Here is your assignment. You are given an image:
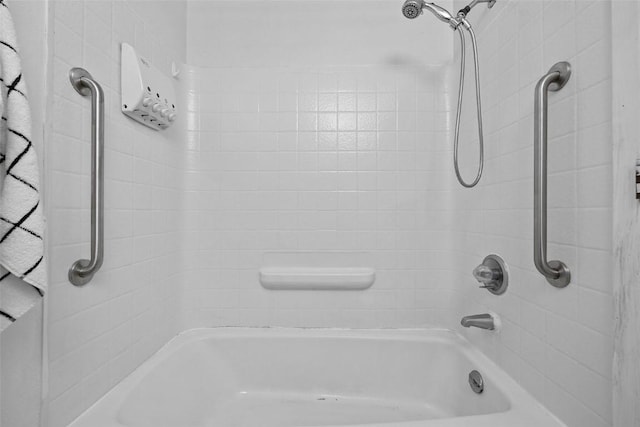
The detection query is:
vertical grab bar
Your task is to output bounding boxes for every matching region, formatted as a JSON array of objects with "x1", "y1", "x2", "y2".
[
  {"x1": 68, "y1": 68, "x2": 105, "y2": 286},
  {"x1": 533, "y1": 61, "x2": 571, "y2": 288}
]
